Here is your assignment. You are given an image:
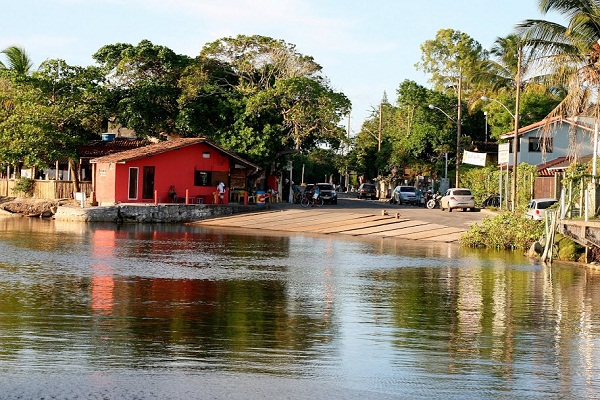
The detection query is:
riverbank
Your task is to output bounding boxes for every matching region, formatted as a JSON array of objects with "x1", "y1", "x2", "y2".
[{"x1": 0, "y1": 197, "x2": 74, "y2": 217}]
